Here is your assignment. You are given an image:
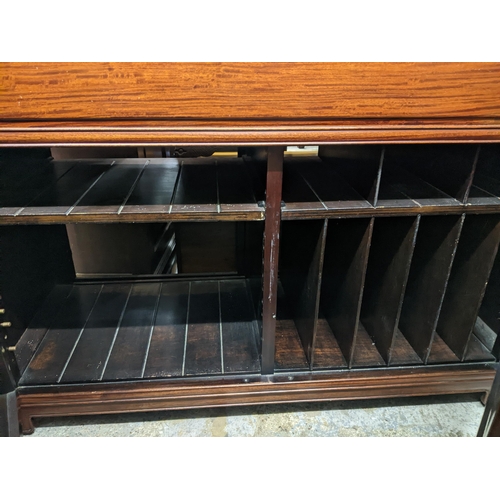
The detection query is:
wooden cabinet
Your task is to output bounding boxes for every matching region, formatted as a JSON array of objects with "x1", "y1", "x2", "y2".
[{"x1": 1, "y1": 63, "x2": 500, "y2": 436}]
